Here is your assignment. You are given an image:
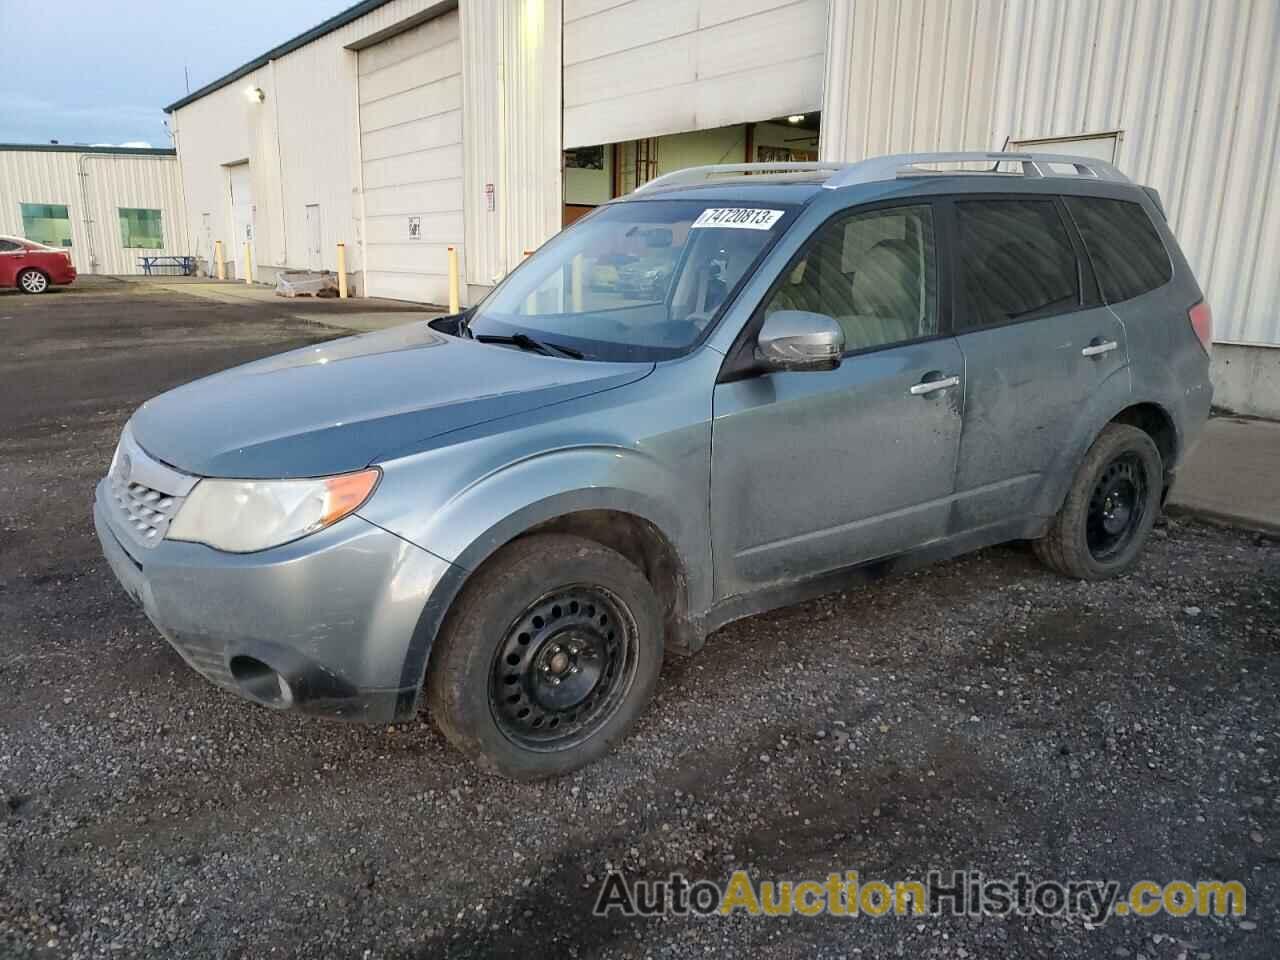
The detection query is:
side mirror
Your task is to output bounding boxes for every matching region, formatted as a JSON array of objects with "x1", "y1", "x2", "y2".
[{"x1": 755, "y1": 310, "x2": 845, "y2": 372}]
